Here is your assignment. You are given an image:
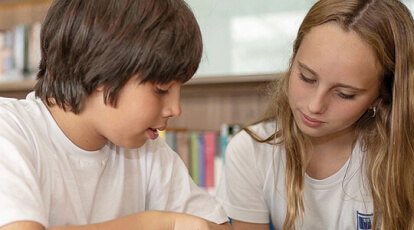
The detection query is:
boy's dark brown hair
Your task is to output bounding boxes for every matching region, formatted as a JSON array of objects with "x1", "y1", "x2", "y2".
[{"x1": 35, "y1": 0, "x2": 202, "y2": 113}]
